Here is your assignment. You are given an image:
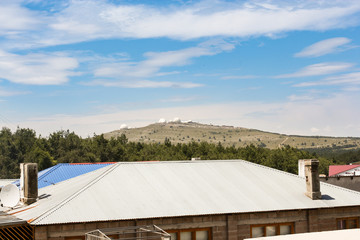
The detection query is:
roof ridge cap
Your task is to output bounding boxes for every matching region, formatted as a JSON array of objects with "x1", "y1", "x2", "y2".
[{"x1": 31, "y1": 163, "x2": 121, "y2": 224}]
